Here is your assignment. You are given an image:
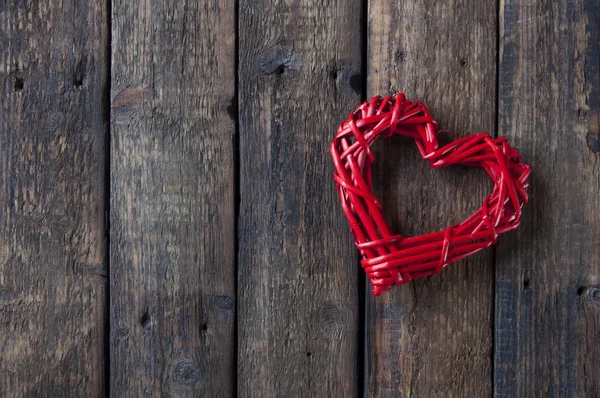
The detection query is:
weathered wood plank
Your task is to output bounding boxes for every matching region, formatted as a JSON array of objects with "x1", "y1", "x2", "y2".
[
  {"x1": 0, "y1": 1, "x2": 108, "y2": 396},
  {"x1": 366, "y1": 0, "x2": 498, "y2": 396},
  {"x1": 495, "y1": 0, "x2": 600, "y2": 395},
  {"x1": 110, "y1": 0, "x2": 236, "y2": 395},
  {"x1": 237, "y1": 1, "x2": 362, "y2": 396}
]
